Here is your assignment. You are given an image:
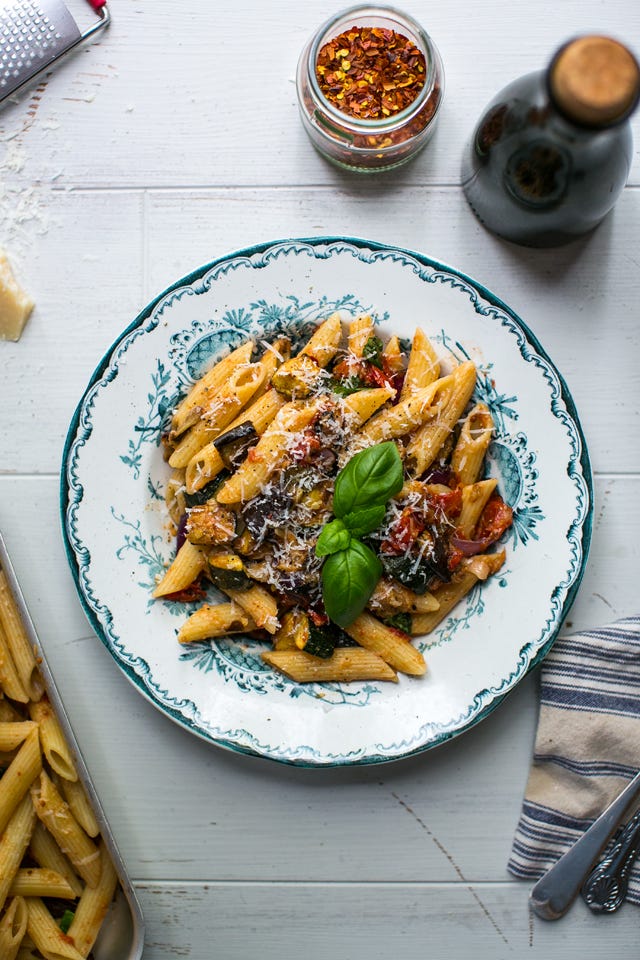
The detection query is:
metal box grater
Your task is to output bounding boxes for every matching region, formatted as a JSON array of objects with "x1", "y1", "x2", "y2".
[{"x1": 0, "y1": 0, "x2": 109, "y2": 105}]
